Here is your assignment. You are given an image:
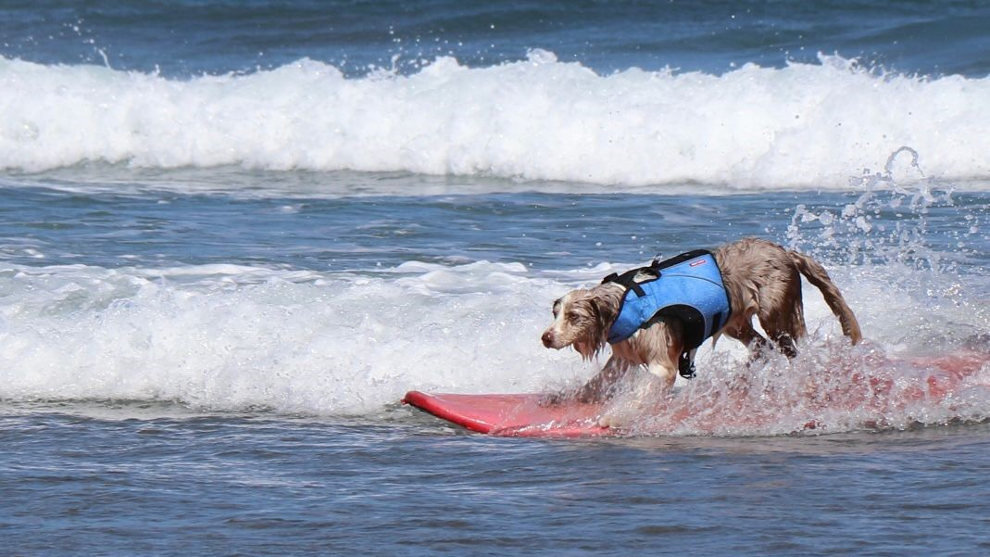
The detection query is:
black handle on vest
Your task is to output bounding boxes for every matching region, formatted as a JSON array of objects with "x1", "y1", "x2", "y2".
[
  {"x1": 601, "y1": 266, "x2": 660, "y2": 297},
  {"x1": 678, "y1": 351, "x2": 696, "y2": 379}
]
